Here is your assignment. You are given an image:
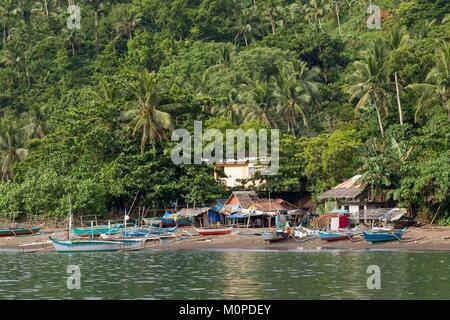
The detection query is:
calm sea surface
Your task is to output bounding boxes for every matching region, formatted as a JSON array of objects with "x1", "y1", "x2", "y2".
[{"x1": 0, "y1": 250, "x2": 449, "y2": 299}]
